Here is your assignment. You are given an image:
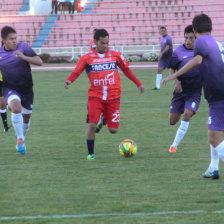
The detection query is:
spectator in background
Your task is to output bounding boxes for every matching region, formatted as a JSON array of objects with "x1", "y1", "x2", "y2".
[
  {"x1": 51, "y1": 0, "x2": 58, "y2": 14},
  {"x1": 58, "y1": 0, "x2": 67, "y2": 14},
  {"x1": 77, "y1": 0, "x2": 84, "y2": 12},
  {"x1": 68, "y1": 0, "x2": 76, "y2": 14}
]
